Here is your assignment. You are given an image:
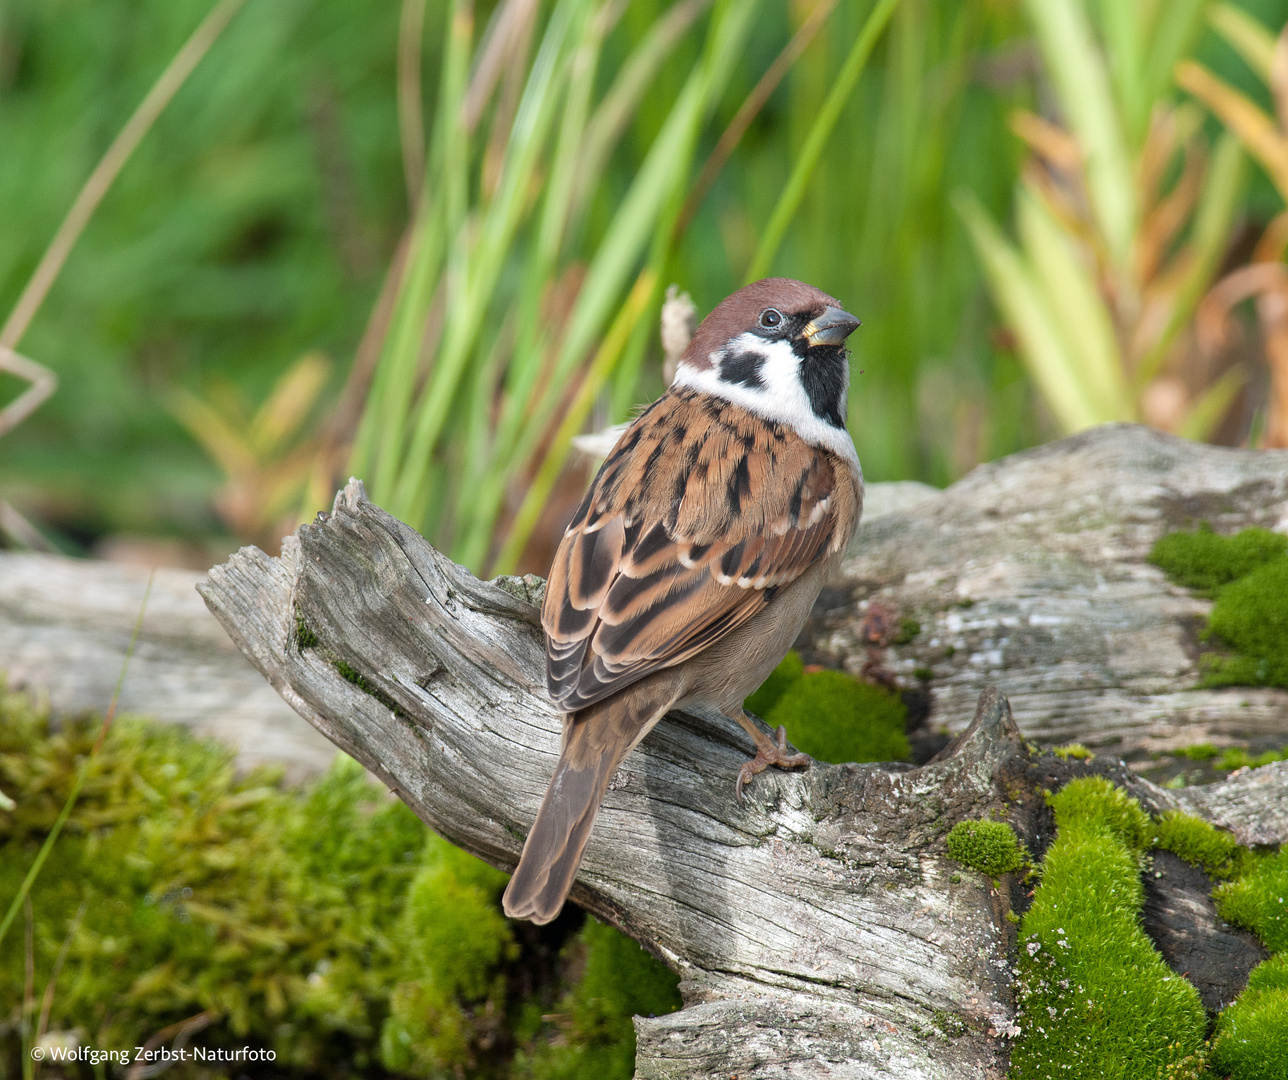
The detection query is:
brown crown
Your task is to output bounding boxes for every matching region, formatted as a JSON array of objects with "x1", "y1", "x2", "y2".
[{"x1": 679, "y1": 278, "x2": 843, "y2": 371}]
